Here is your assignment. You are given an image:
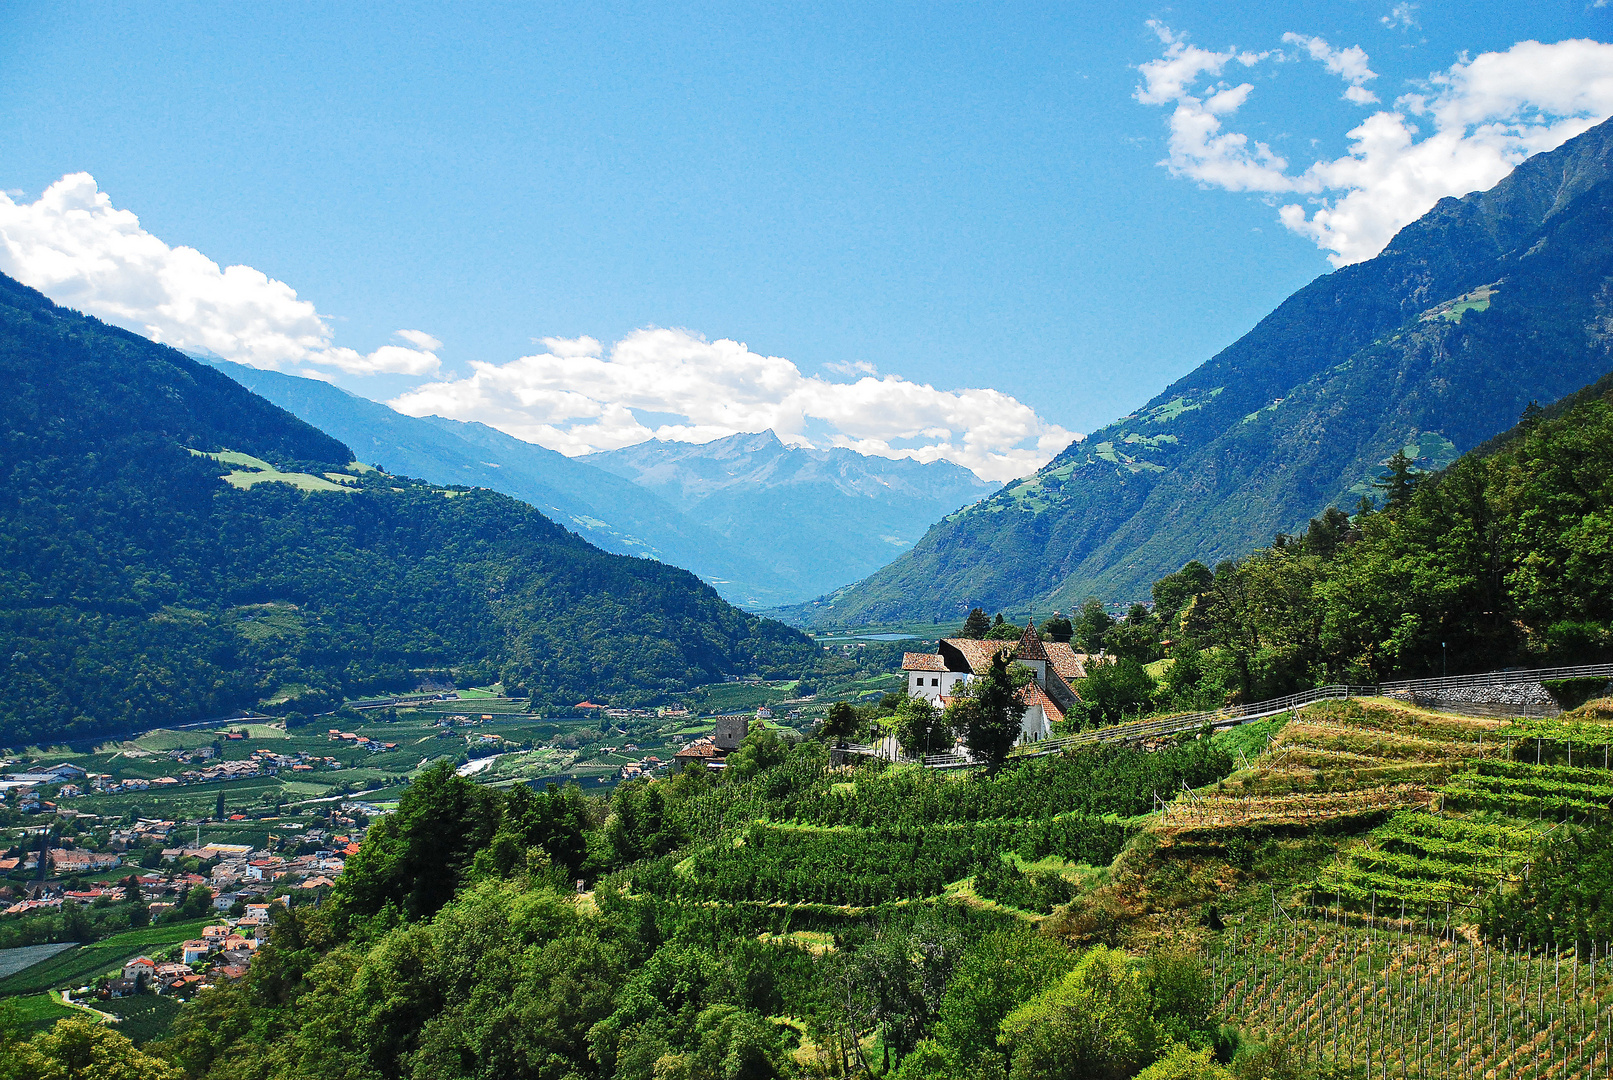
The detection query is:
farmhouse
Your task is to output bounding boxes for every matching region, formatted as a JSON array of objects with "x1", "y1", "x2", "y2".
[
  {"x1": 121, "y1": 957, "x2": 156, "y2": 982},
  {"x1": 672, "y1": 715, "x2": 750, "y2": 772},
  {"x1": 901, "y1": 621, "x2": 1089, "y2": 743}
]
